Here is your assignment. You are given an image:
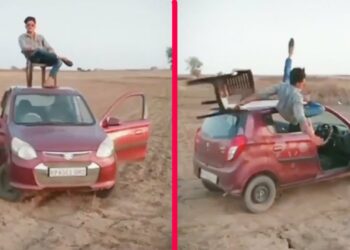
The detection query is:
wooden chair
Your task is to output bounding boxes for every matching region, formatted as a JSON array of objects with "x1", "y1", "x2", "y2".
[{"x1": 25, "y1": 60, "x2": 56, "y2": 87}]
